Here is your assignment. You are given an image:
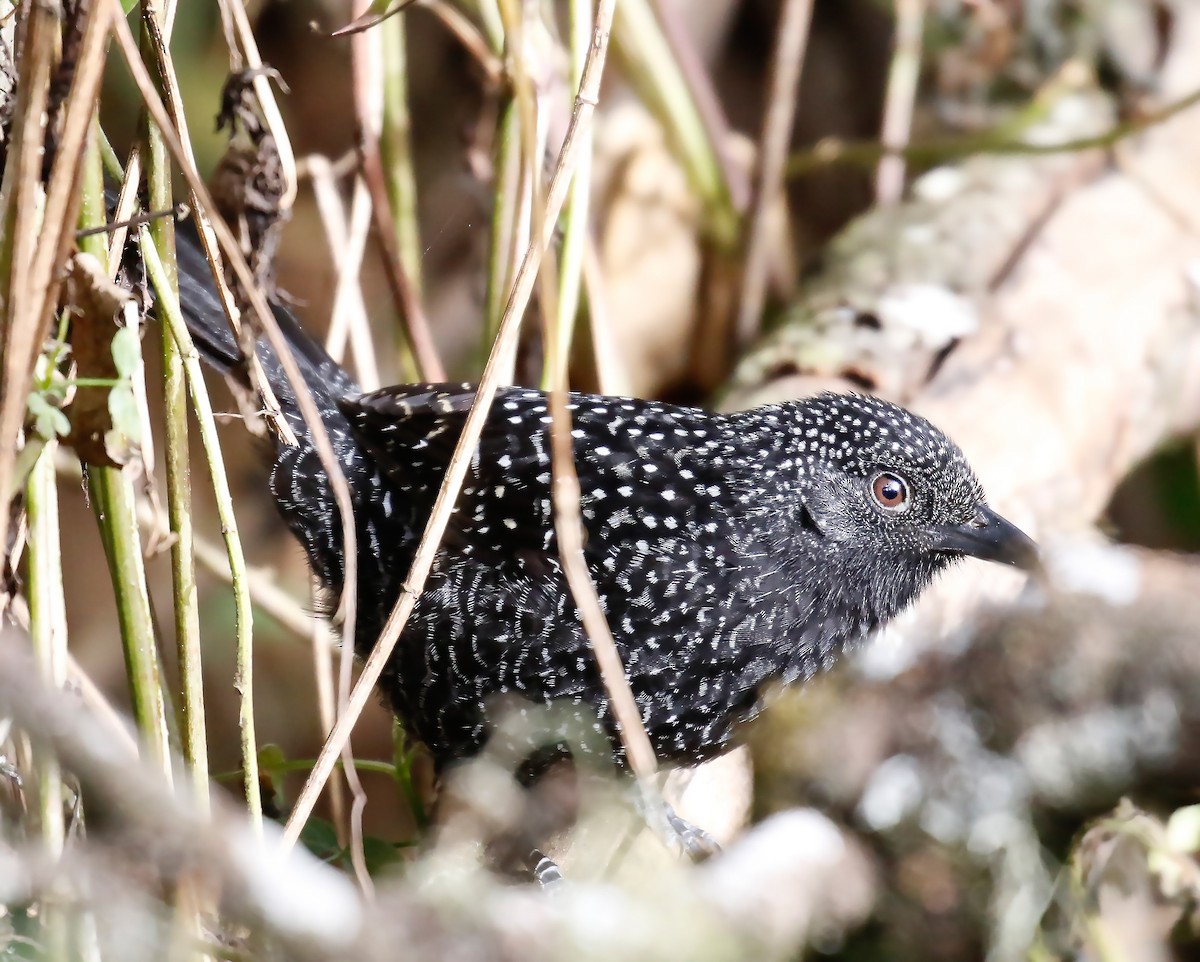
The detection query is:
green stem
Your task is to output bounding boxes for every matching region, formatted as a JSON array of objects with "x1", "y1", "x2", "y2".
[
  {"x1": 140, "y1": 229, "x2": 262, "y2": 836},
  {"x1": 214, "y1": 757, "x2": 400, "y2": 781},
  {"x1": 141, "y1": 3, "x2": 210, "y2": 814},
  {"x1": 464, "y1": 0, "x2": 505, "y2": 53},
  {"x1": 786, "y1": 84, "x2": 1200, "y2": 178},
  {"x1": 27, "y1": 440, "x2": 66, "y2": 843},
  {"x1": 89, "y1": 465, "x2": 172, "y2": 767},
  {"x1": 484, "y1": 99, "x2": 522, "y2": 353},
  {"x1": 79, "y1": 116, "x2": 173, "y2": 771},
  {"x1": 391, "y1": 720, "x2": 429, "y2": 832},
  {"x1": 379, "y1": 11, "x2": 423, "y2": 301},
  {"x1": 27, "y1": 441, "x2": 70, "y2": 959},
  {"x1": 611, "y1": 0, "x2": 739, "y2": 246}
]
